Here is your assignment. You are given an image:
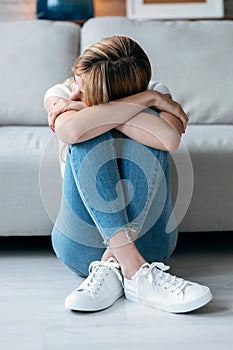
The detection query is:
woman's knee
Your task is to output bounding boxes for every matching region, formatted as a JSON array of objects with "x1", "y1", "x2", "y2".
[{"x1": 51, "y1": 228, "x2": 104, "y2": 277}]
